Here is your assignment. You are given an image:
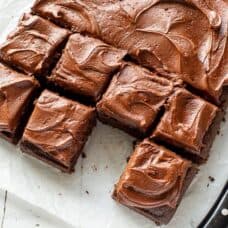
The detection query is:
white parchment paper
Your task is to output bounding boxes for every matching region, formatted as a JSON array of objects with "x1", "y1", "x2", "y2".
[{"x1": 0, "y1": 1, "x2": 227, "y2": 227}]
